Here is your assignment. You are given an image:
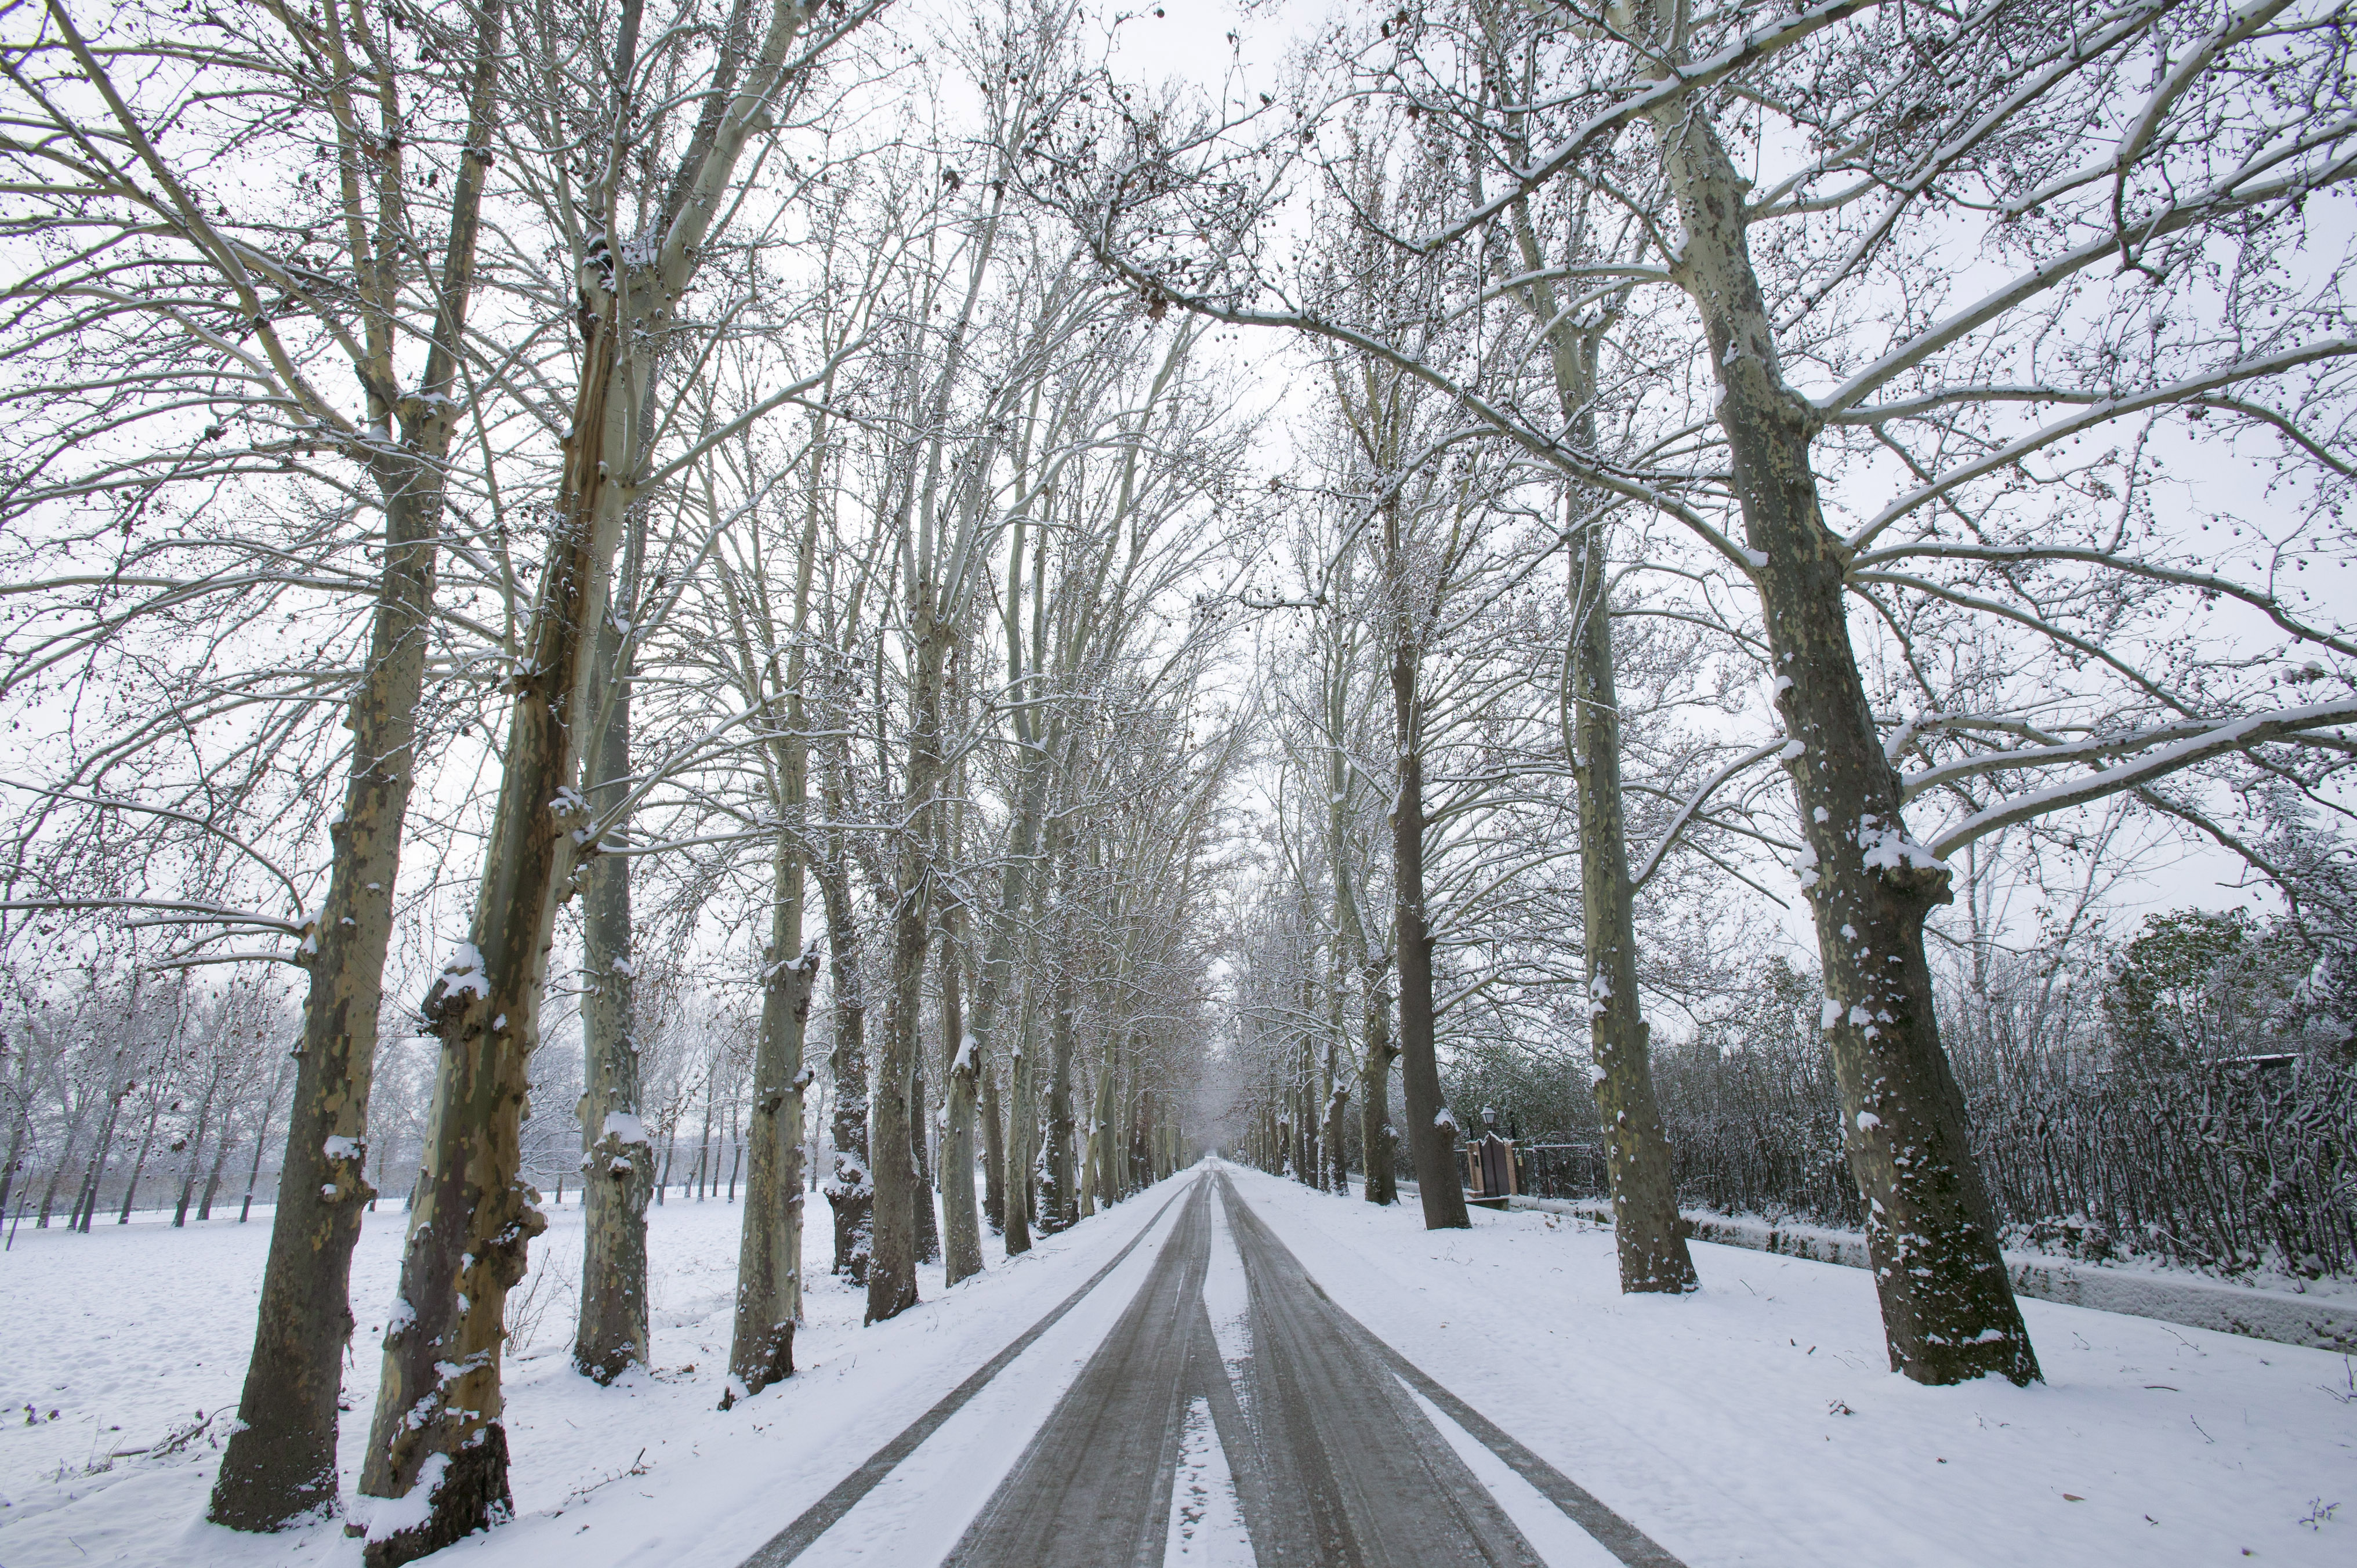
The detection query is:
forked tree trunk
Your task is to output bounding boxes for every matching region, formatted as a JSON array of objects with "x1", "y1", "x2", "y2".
[
  {"x1": 208, "y1": 4, "x2": 503, "y2": 1531},
  {"x1": 353, "y1": 132, "x2": 635, "y2": 1563},
  {"x1": 1641, "y1": 65, "x2": 2037, "y2": 1385},
  {"x1": 574, "y1": 609, "x2": 652, "y2": 1384}
]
